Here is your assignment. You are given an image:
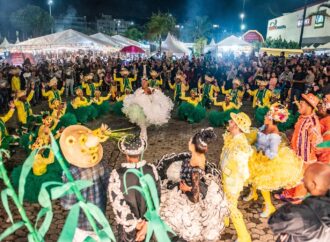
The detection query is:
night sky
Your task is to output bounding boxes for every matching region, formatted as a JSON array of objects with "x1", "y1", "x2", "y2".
[{"x1": 0, "y1": 0, "x2": 316, "y2": 39}]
